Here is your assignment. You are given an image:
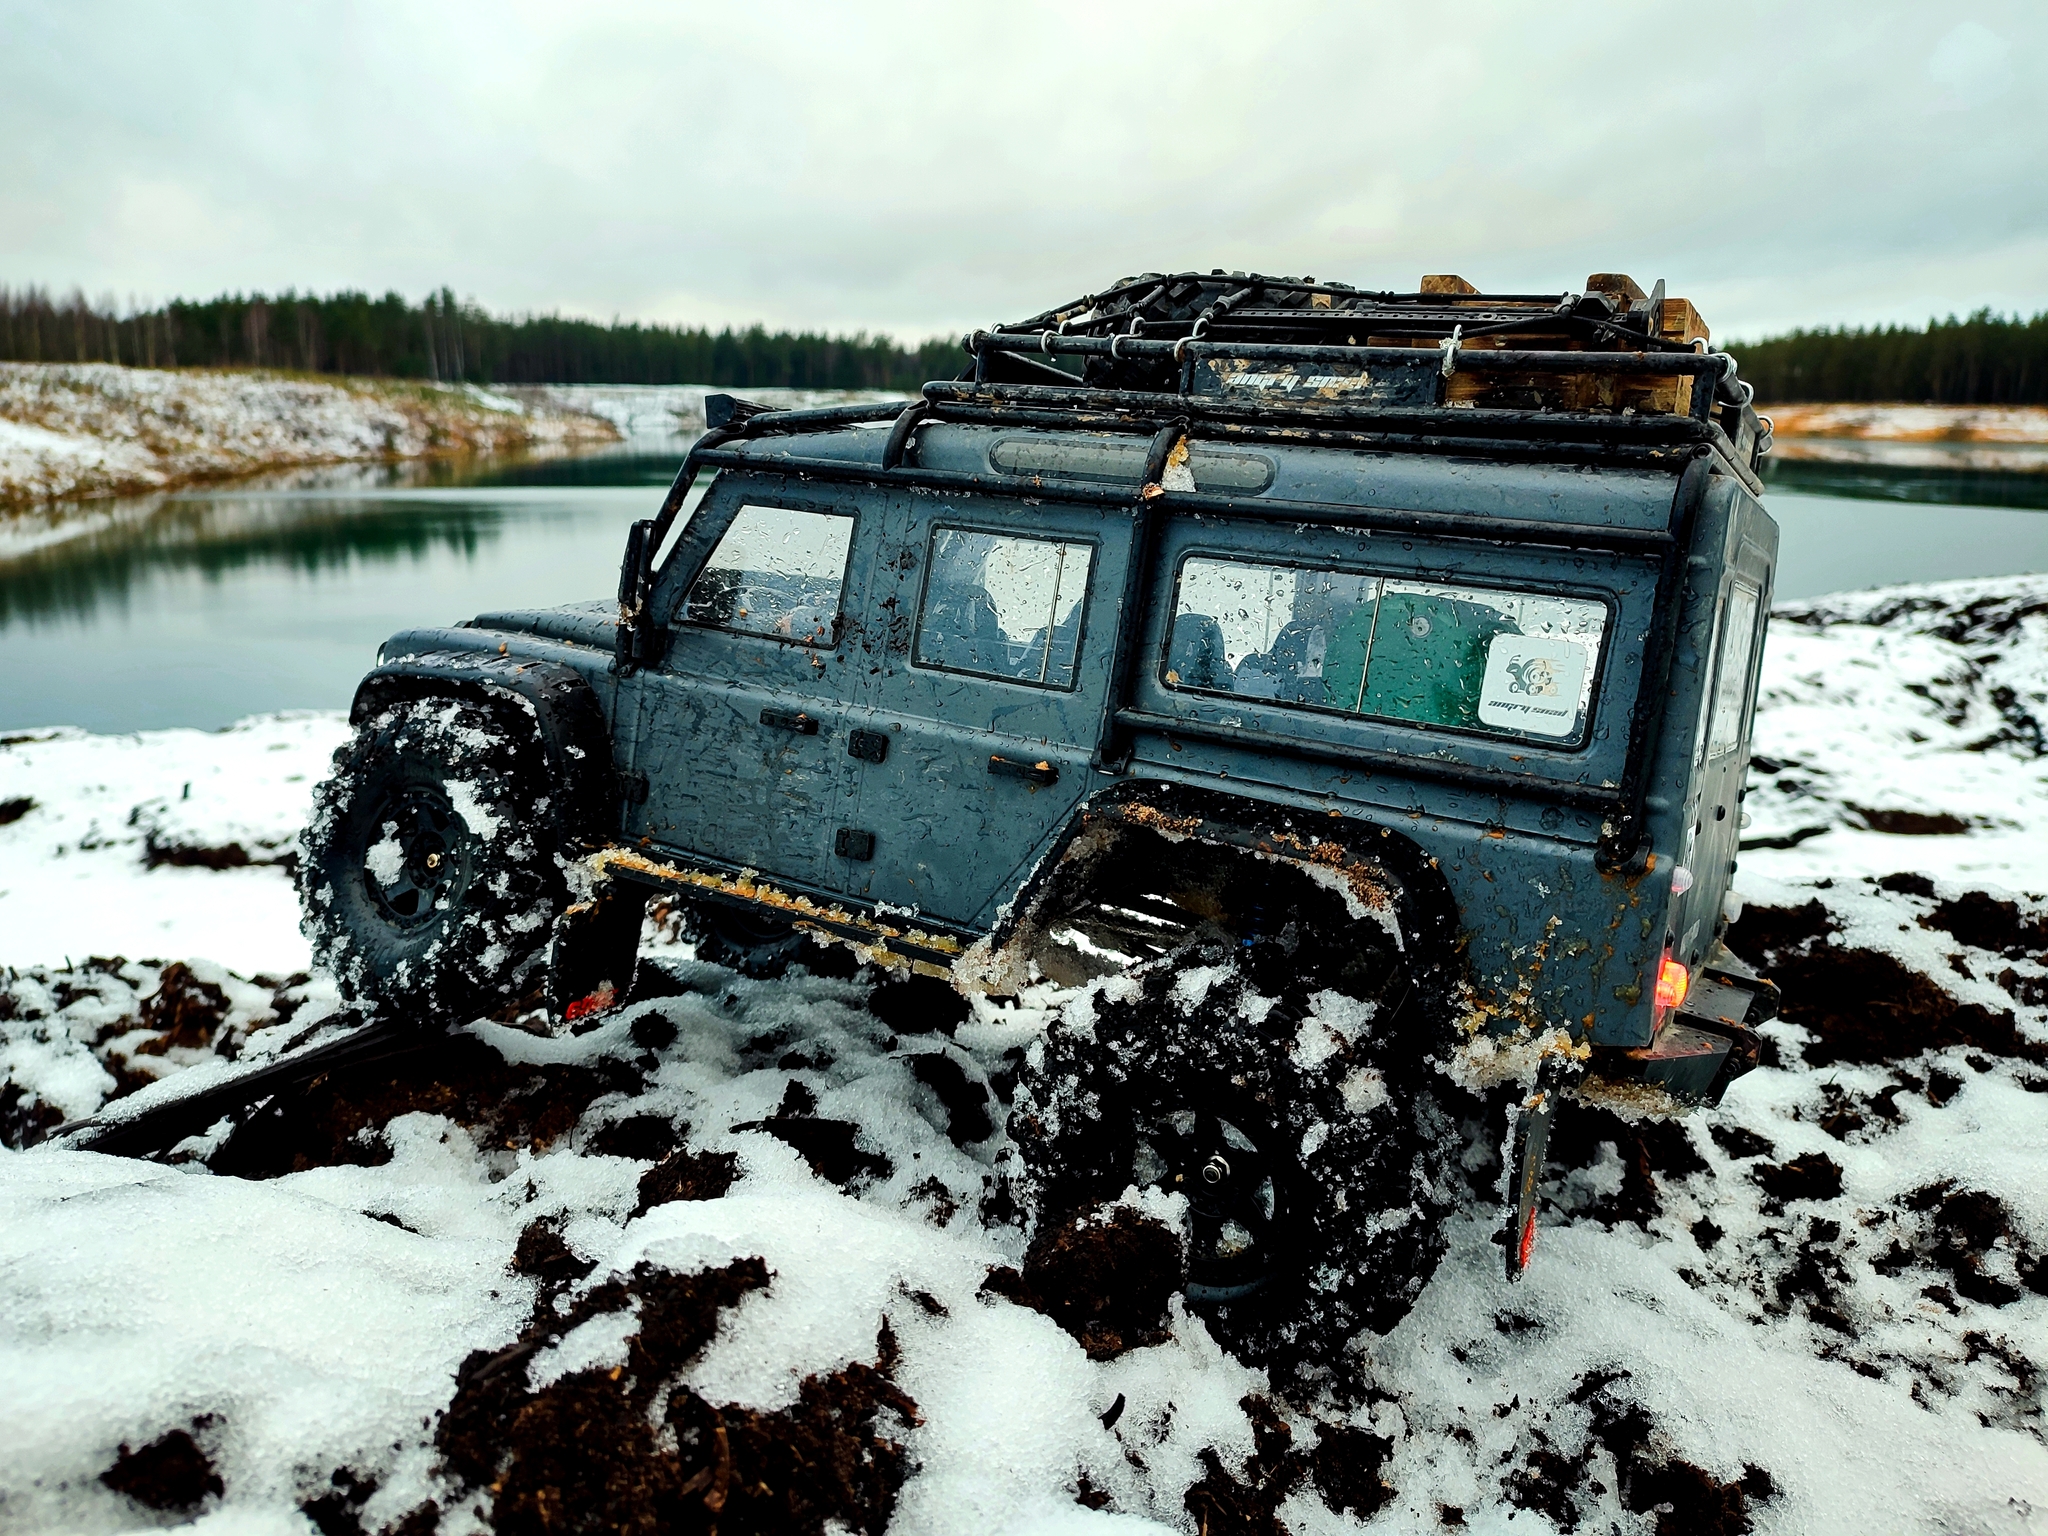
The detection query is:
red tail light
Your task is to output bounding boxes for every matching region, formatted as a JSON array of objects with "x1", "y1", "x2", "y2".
[{"x1": 1655, "y1": 954, "x2": 1690, "y2": 1015}]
